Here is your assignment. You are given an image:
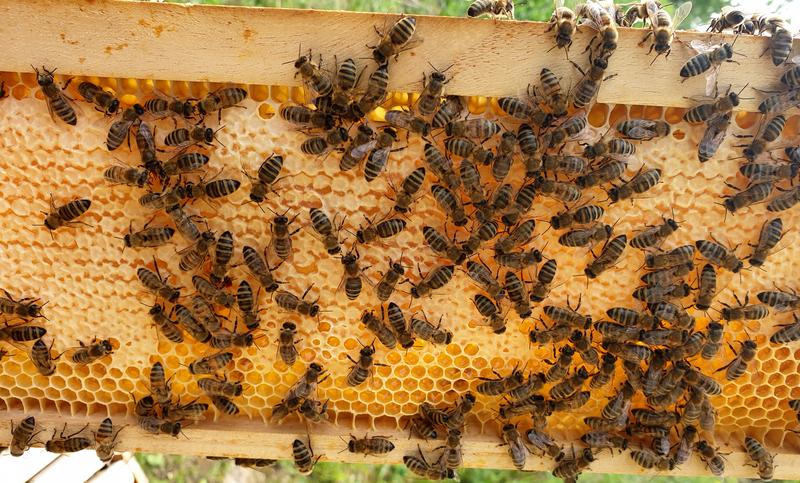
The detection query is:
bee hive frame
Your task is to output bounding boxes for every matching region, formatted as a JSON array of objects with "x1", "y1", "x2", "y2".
[{"x1": 0, "y1": 0, "x2": 799, "y2": 478}]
